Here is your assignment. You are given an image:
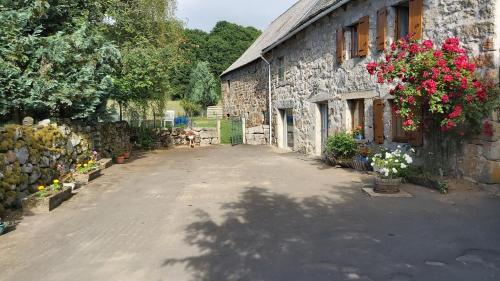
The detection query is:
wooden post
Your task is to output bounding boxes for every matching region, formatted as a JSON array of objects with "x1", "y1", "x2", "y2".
[
  {"x1": 241, "y1": 117, "x2": 246, "y2": 144},
  {"x1": 216, "y1": 118, "x2": 221, "y2": 144}
]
